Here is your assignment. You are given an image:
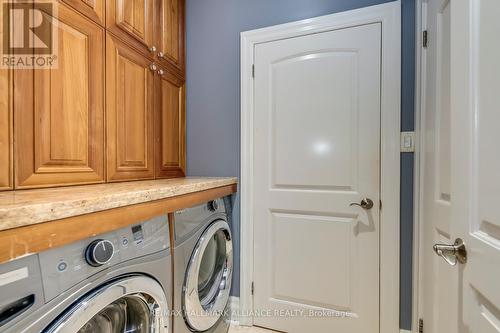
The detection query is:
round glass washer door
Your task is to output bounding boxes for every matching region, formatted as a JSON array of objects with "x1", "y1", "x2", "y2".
[
  {"x1": 184, "y1": 219, "x2": 233, "y2": 331},
  {"x1": 45, "y1": 276, "x2": 169, "y2": 333}
]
